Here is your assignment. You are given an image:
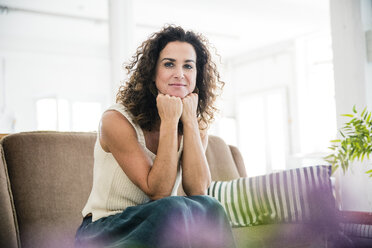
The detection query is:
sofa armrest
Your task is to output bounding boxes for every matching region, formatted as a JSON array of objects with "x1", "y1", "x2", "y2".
[
  {"x1": 229, "y1": 145, "x2": 247, "y2": 177},
  {"x1": 0, "y1": 142, "x2": 19, "y2": 248},
  {"x1": 206, "y1": 135, "x2": 241, "y2": 181}
]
